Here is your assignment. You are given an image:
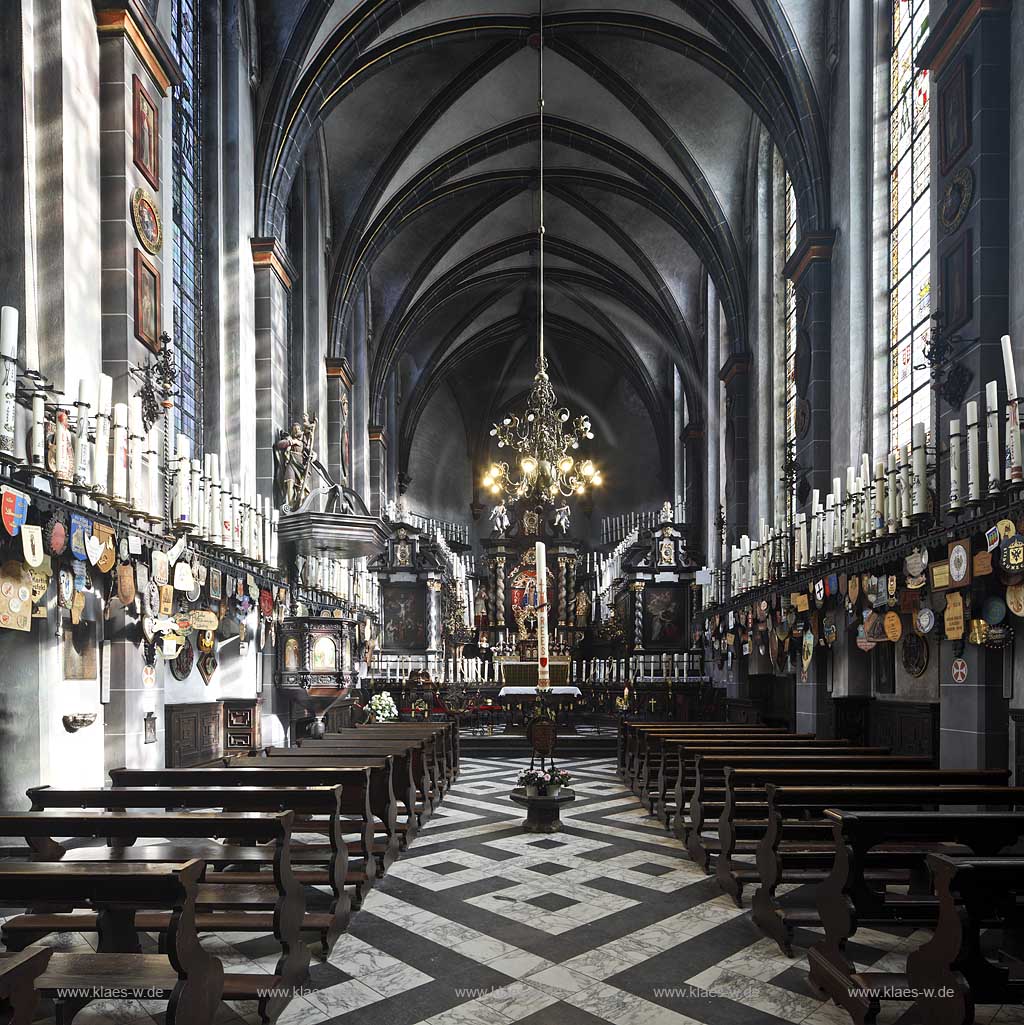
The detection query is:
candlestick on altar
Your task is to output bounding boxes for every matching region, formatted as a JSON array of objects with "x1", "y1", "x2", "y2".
[
  {"x1": 966, "y1": 401, "x2": 981, "y2": 502},
  {"x1": 1002, "y1": 335, "x2": 1022, "y2": 484},
  {"x1": 985, "y1": 381, "x2": 1001, "y2": 496},
  {"x1": 0, "y1": 307, "x2": 19, "y2": 463}
]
